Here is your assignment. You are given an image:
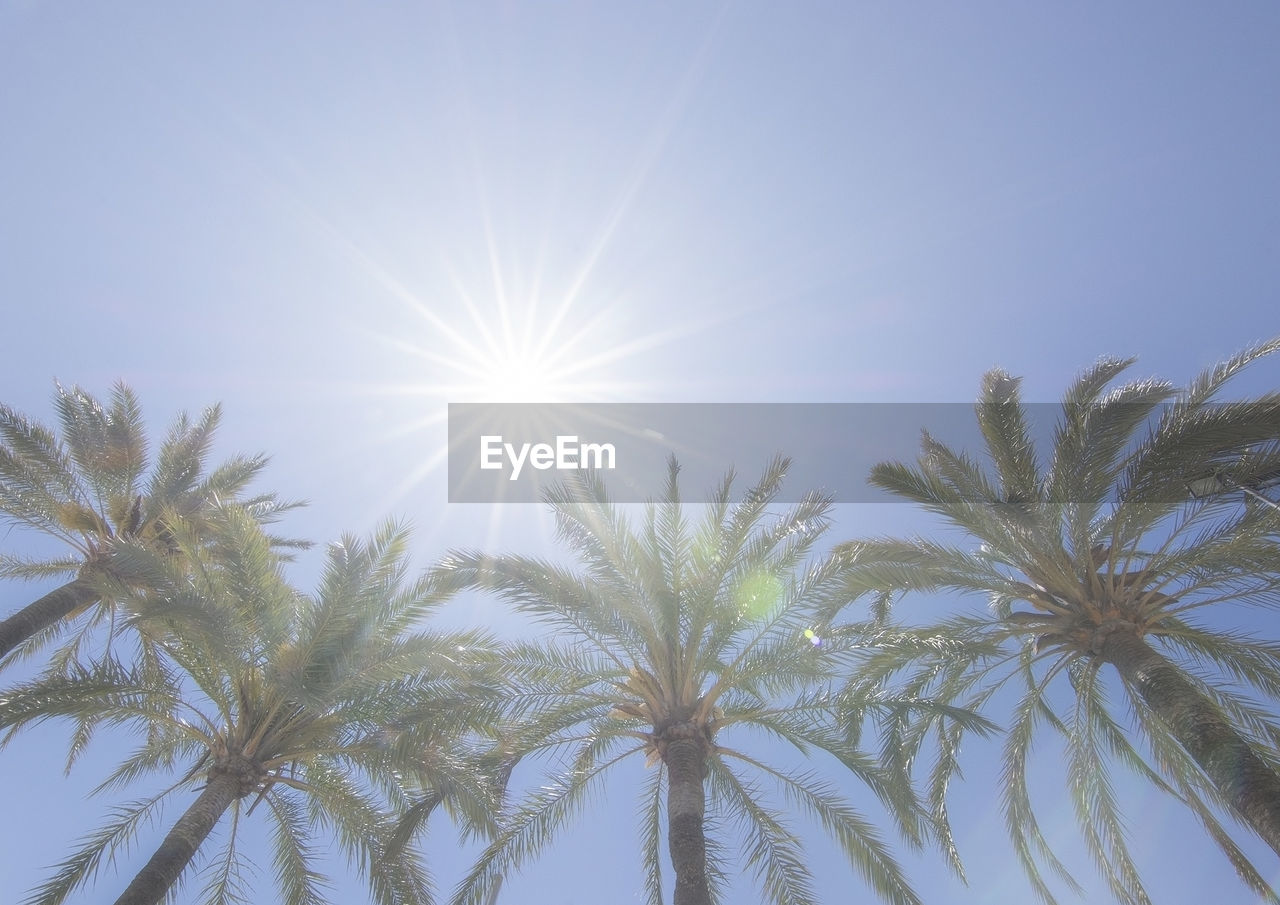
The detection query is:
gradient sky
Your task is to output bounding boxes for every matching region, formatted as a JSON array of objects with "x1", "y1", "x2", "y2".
[{"x1": 2, "y1": 2, "x2": 1280, "y2": 903}]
